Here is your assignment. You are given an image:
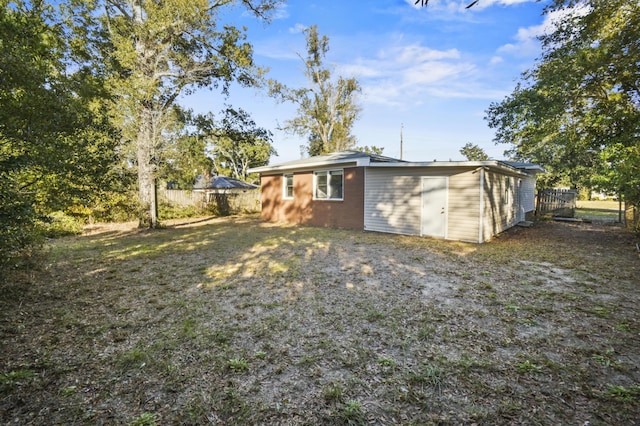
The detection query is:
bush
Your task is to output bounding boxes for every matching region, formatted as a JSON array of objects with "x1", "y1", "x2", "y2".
[
  {"x1": 158, "y1": 201, "x2": 208, "y2": 220},
  {"x1": 38, "y1": 211, "x2": 84, "y2": 238},
  {"x1": 89, "y1": 192, "x2": 140, "y2": 223}
]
